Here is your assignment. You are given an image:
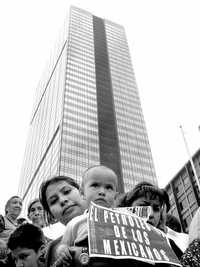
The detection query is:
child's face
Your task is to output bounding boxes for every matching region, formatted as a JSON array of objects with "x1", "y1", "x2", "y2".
[
  {"x1": 12, "y1": 247, "x2": 39, "y2": 267},
  {"x1": 131, "y1": 195, "x2": 162, "y2": 228},
  {"x1": 83, "y1": 167, "x2": 117, "y2": 208}
]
